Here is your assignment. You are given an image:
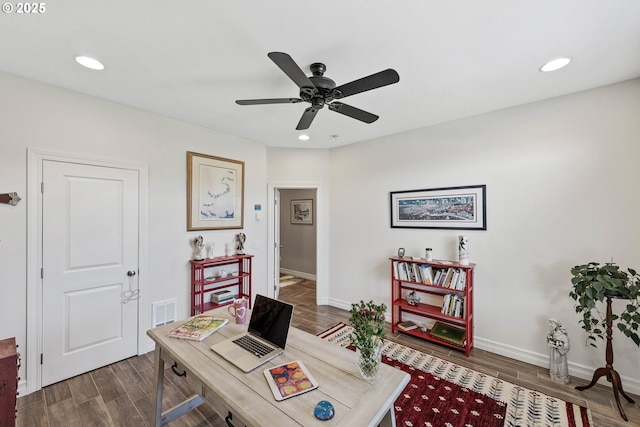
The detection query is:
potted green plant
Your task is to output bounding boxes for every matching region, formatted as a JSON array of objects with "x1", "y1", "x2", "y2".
[
  {"x1": 349, "y1": 300, "x2": 387, "y2": 380},
  {"x1": 569, "y1": 262, "x2": 640, "y2": 347}
]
